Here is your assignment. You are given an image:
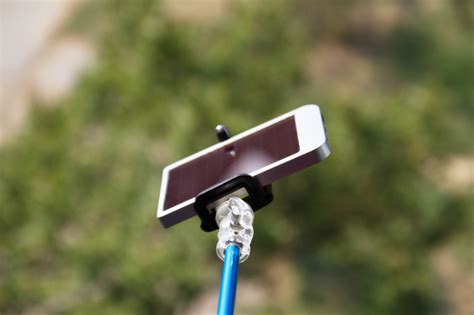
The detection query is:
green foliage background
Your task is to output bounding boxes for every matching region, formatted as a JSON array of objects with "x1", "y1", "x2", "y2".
[{"x1": 1, "y1": 0, "x2": 472, "y2": 314}]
